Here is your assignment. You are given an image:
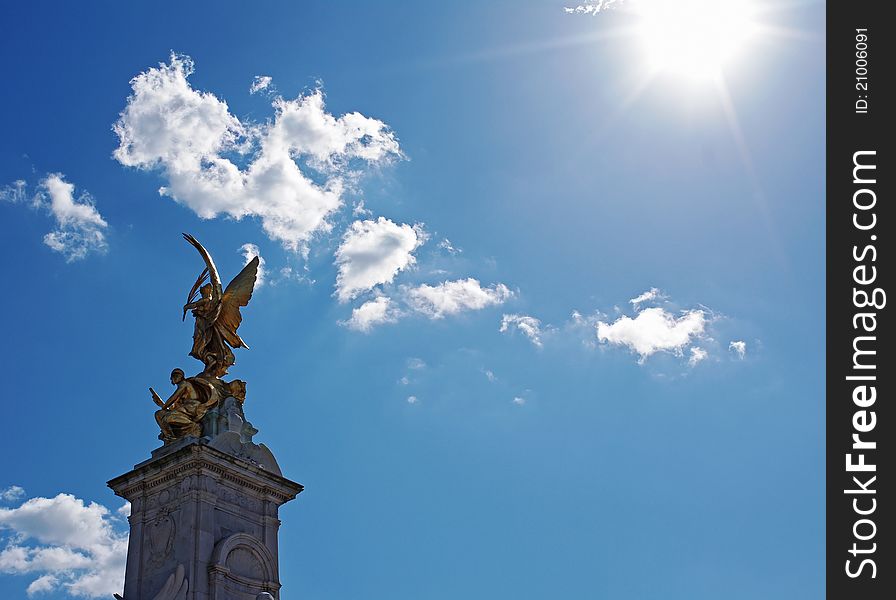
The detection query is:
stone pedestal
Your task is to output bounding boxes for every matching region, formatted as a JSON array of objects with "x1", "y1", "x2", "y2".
[{"x1": 108, "y1": 439, "x2": 302, "y2": 600}]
